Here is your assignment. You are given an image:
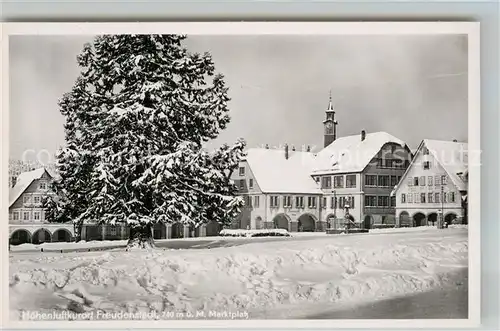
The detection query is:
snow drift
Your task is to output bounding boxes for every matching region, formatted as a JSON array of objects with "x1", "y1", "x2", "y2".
[{"x1": 9, "y1": 228, "x2": 468, "y2": 320}]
